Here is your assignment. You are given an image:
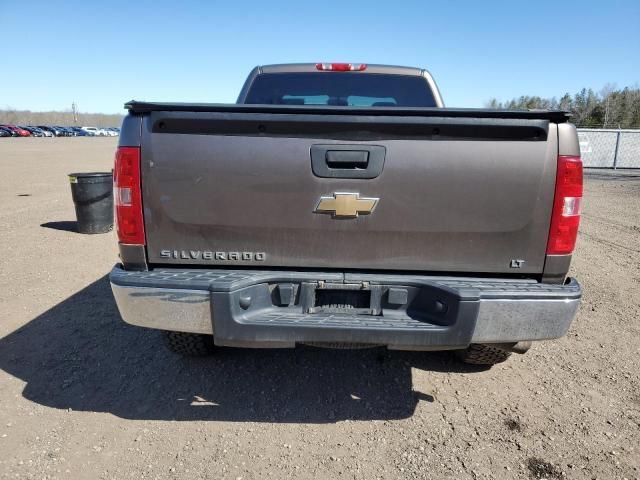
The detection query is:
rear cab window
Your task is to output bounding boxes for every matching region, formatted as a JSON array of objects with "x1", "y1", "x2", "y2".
[{"x1": 244, "y1": 73, "x2": 437, "y2": 107}]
